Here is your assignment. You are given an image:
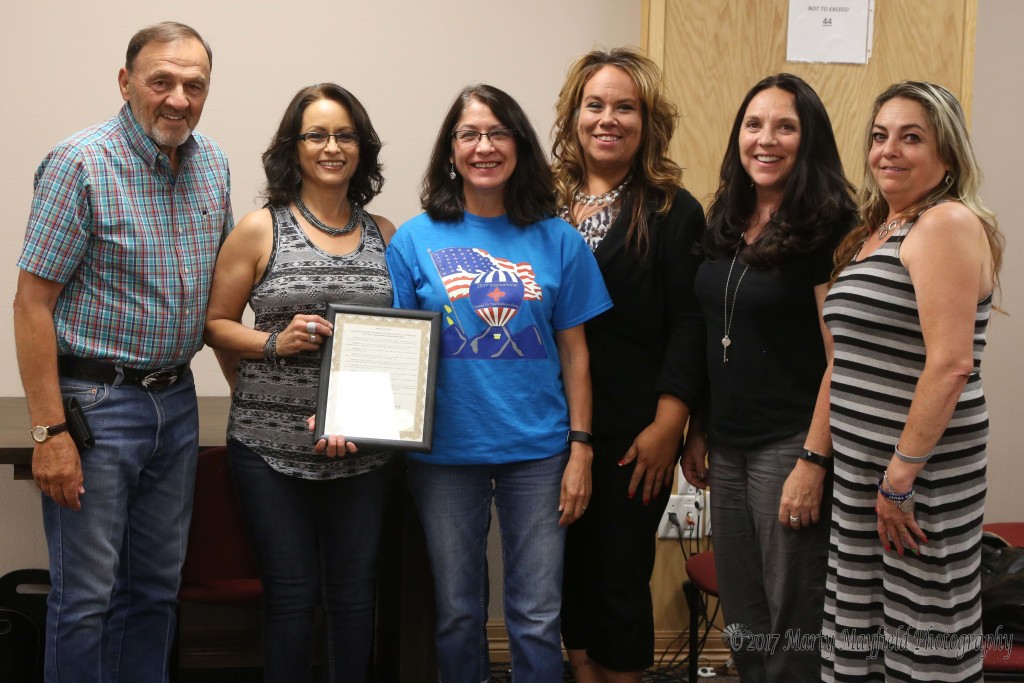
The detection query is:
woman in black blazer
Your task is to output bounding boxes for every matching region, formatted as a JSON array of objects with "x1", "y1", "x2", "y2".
[{"x1": 552, "y1": 47, "x2": 706, "y2": 682}]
